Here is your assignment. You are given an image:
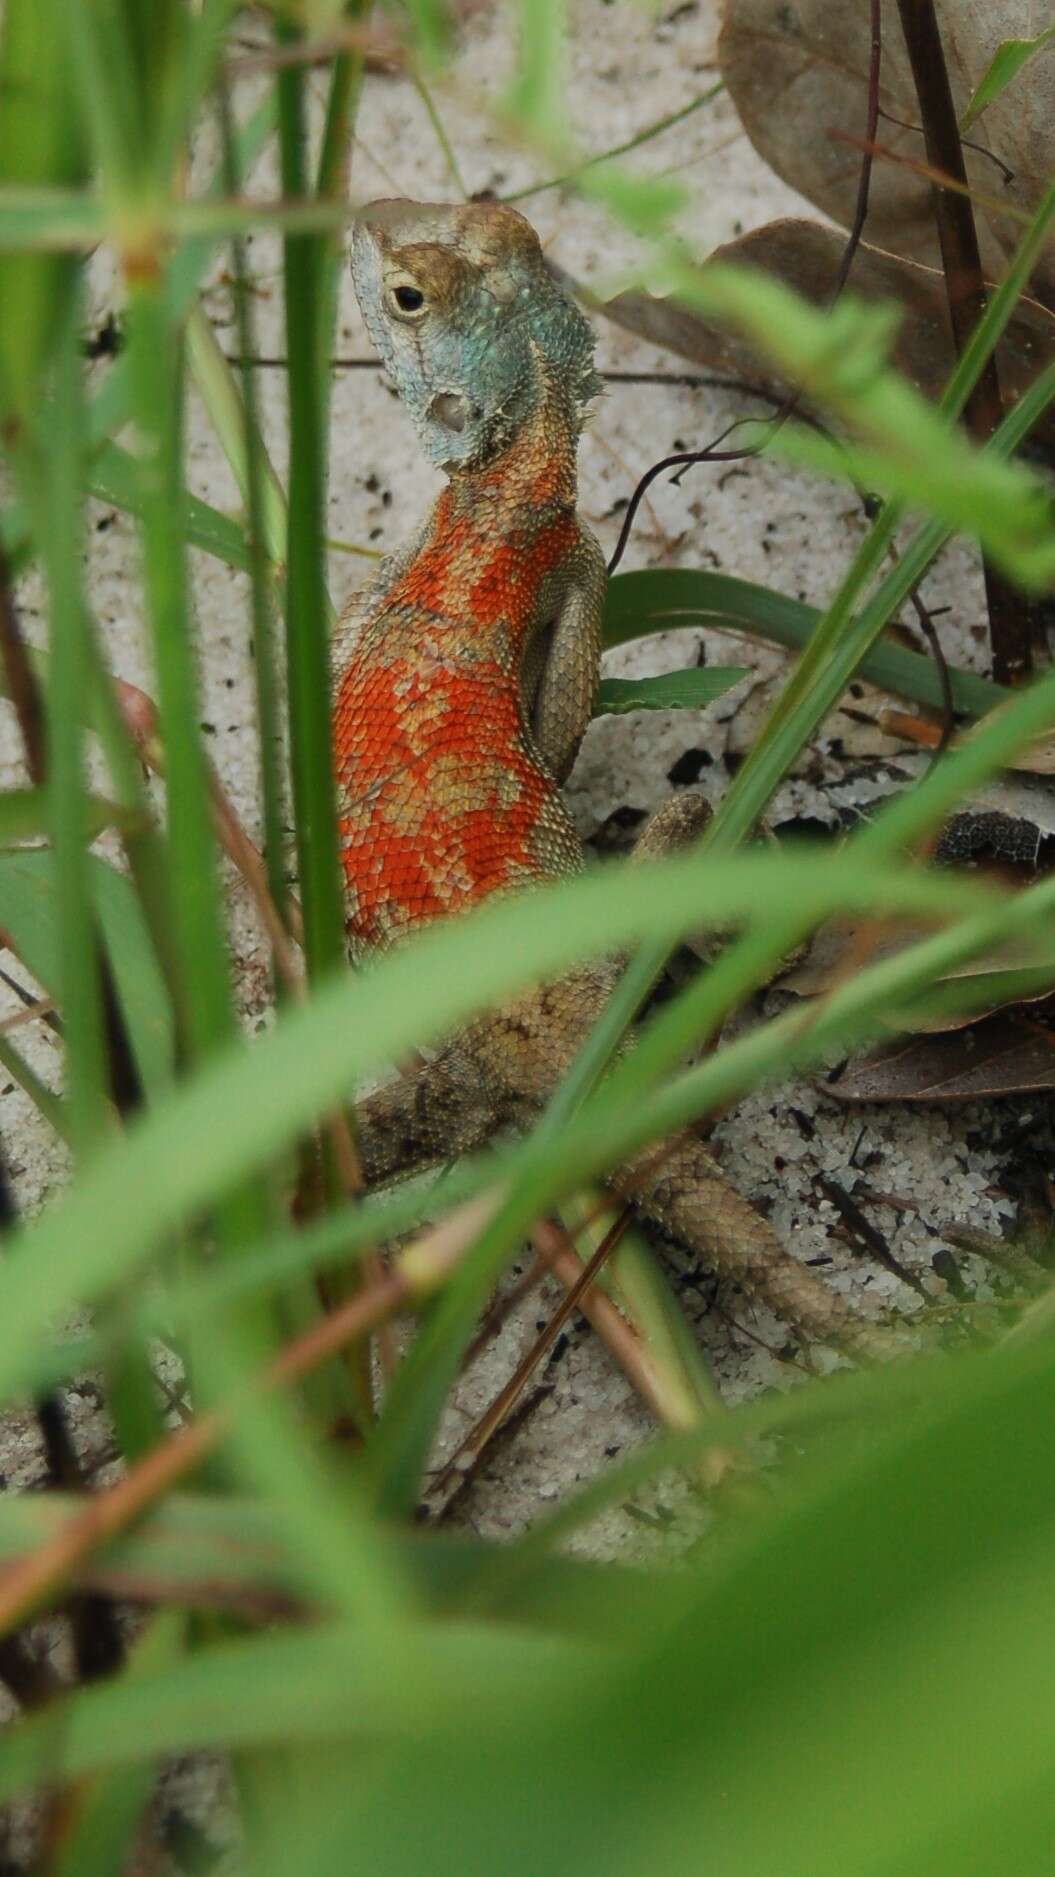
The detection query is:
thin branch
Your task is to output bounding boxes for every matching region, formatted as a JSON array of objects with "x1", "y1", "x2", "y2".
[
  {"x1": 895, "y1": 0, "x2": 1033, "y2": 685},
  {"x1": 501, "y1": 82, "x2": 725, "y2": 207},
  {"x1": 831, "y1": 131, "x2": 1030, "y2": 231},
  {"x1": 433, "y1": 1206, "x2": 633, "y2": 1495},
  {"x1": 873, "y1": 104, "x2": 1017, "y2": 187}
]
